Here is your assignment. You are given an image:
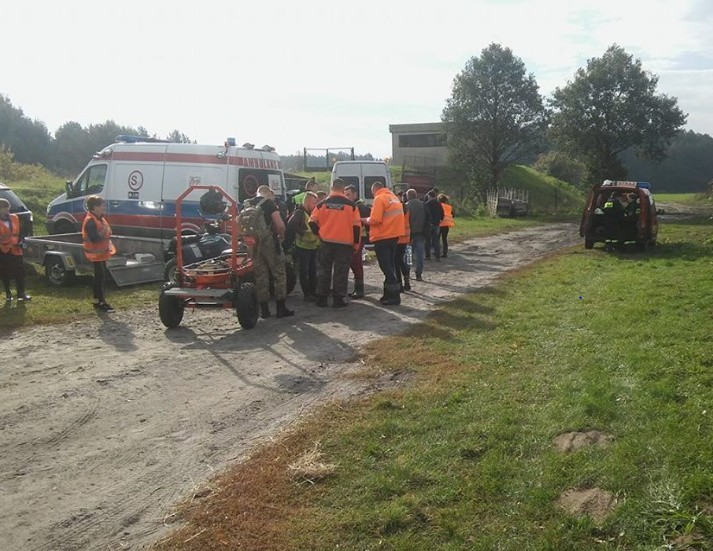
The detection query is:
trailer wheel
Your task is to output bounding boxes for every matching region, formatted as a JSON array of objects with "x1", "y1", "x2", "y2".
[
  {"x1": 235, "y1": 282, "x2": 258, "y2": 329},
  {"x1": 164, "y1": 258, "x2": 177, "y2": 282},
  {"x1": 159, "y1": 290, "x2": 184, "y2": 329},
  {"x1": 45, "y1": 257, "x2": 75, "y2": 286},
  {"x1": 584, "y1": 239, "x2": 594, "y2": 250}
]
